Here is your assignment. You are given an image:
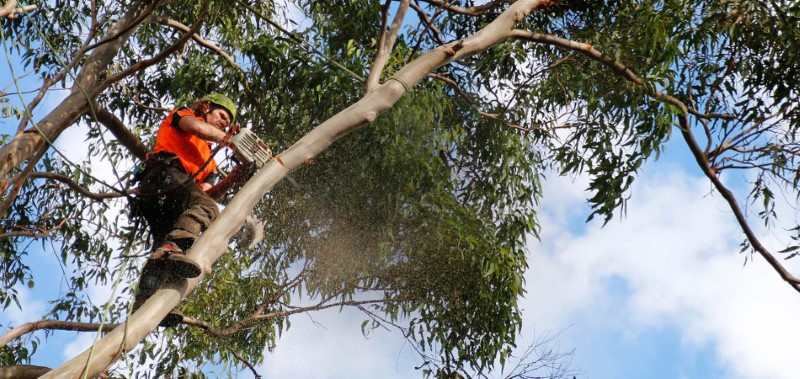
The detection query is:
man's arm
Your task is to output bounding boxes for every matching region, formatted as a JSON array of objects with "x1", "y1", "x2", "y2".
[
  {"x1": 177, "y1": 115, "x2": 228, "y2": 143},
  {"x1": 204, "y1": 164, "x2": 253, "y2": 200}
]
